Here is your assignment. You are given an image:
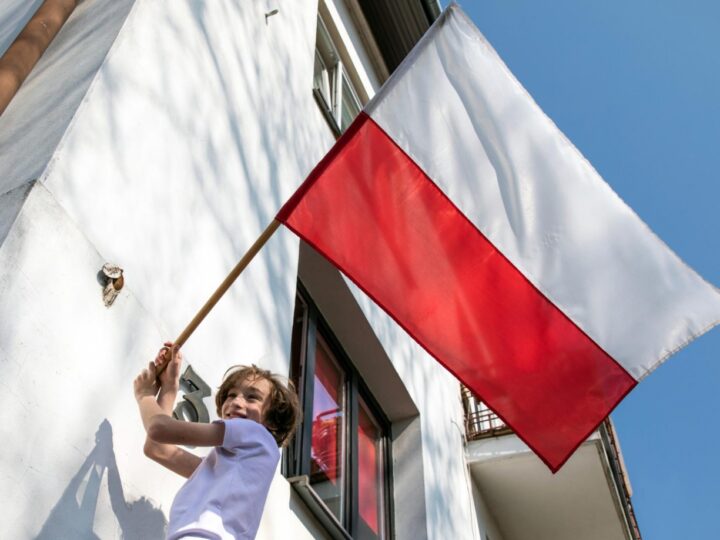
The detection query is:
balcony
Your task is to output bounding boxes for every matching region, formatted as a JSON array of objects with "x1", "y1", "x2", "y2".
[
  {"x1": 461, "y1": 387, "x2": 642, "y2": 540},
  {"x1": 462, "y1": 386, "x2": 513, "y2": 440}
]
